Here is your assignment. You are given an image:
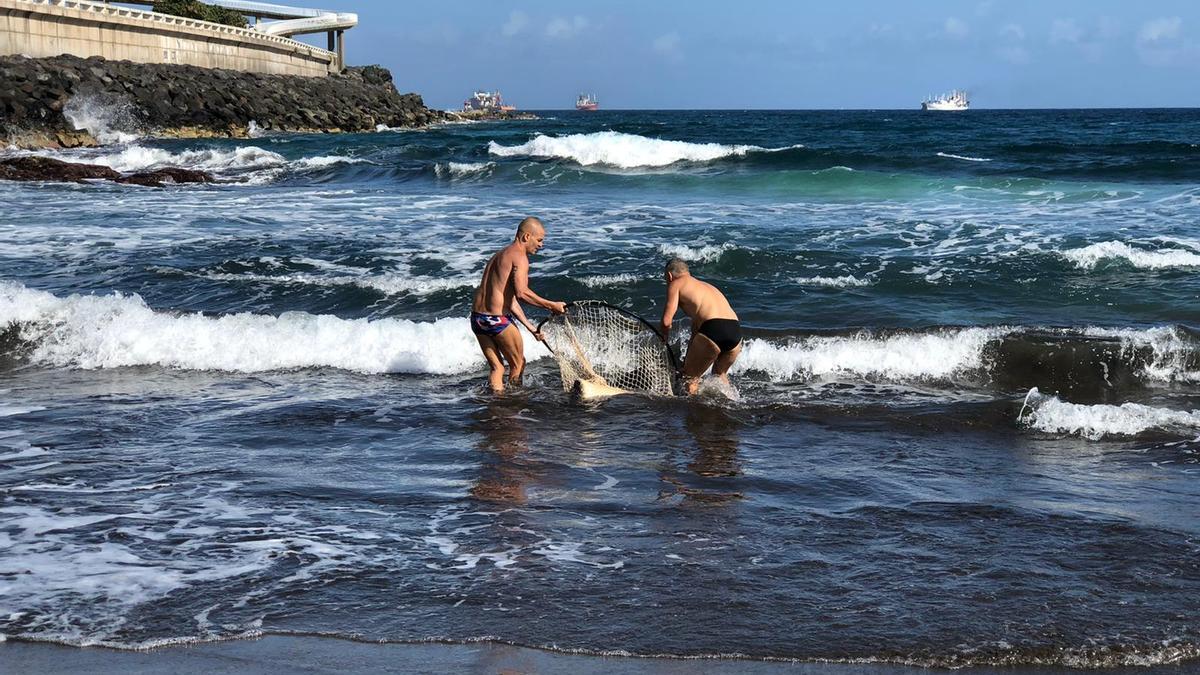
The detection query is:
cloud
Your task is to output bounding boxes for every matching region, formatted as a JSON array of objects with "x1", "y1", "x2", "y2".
[
  {"x1": 501, "y1": 11, "x2": 528, "y2": 38},
  {"x1": 944, "y1": 17, "x2": 969, "y2": 39},
  {"x1": 1050, "y1": 19, "x2": 1083, "y2": 44},
  {"x1": 1138, "y1": 17, "x2": 1181, "y2": 44},
  {"x1": 999, "y1": 23, "x2": 1025, "y2": 41},
  {"x1": 546, "y1": 16, "x2": 589, "y2": 39},
  {"x1": 1136, "y1": 17, "x2": 1195, "y2": 66},
  {"x1": 997, "y1": 45, "x2": 1030, "y2": 65},
  {"x1": 653, "y1": 32, "x2": 683, "y2": 61}
]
